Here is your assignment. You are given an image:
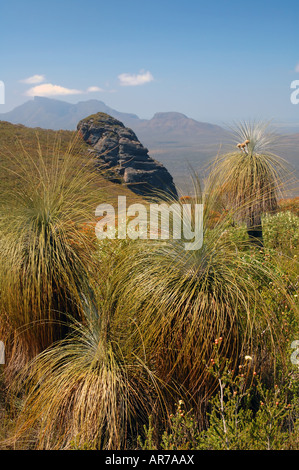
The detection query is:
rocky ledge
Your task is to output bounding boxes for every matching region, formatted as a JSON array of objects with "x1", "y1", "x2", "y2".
[{"x1": 77, "y1": 113, "x2": 177, "y2": 199}]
